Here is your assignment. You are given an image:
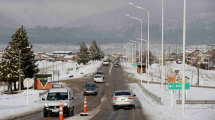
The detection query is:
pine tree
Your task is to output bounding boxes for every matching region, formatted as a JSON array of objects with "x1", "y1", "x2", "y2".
[
  {"x1": 89, "y1": 40, "x2": 102, "y2": 60},
  {"x1": 0, "y1": 25, "x2": 39, "y2": 93},
  {"x1": 76, "y1": 42, "x2": 90, "y2": 65},
  {"x1": 89, "y1": 43, "x2": 98, "y2": 61}
]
